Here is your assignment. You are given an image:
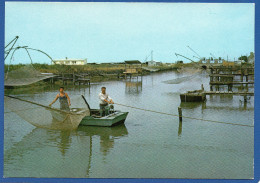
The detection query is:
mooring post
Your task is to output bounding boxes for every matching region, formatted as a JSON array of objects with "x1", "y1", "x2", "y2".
[
  {"x1": 178, "y1": 107, "x2": 182, "y2": 122},
  {"x1": 178, "y1": 120, "x2": 182, "y2": 137}
]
